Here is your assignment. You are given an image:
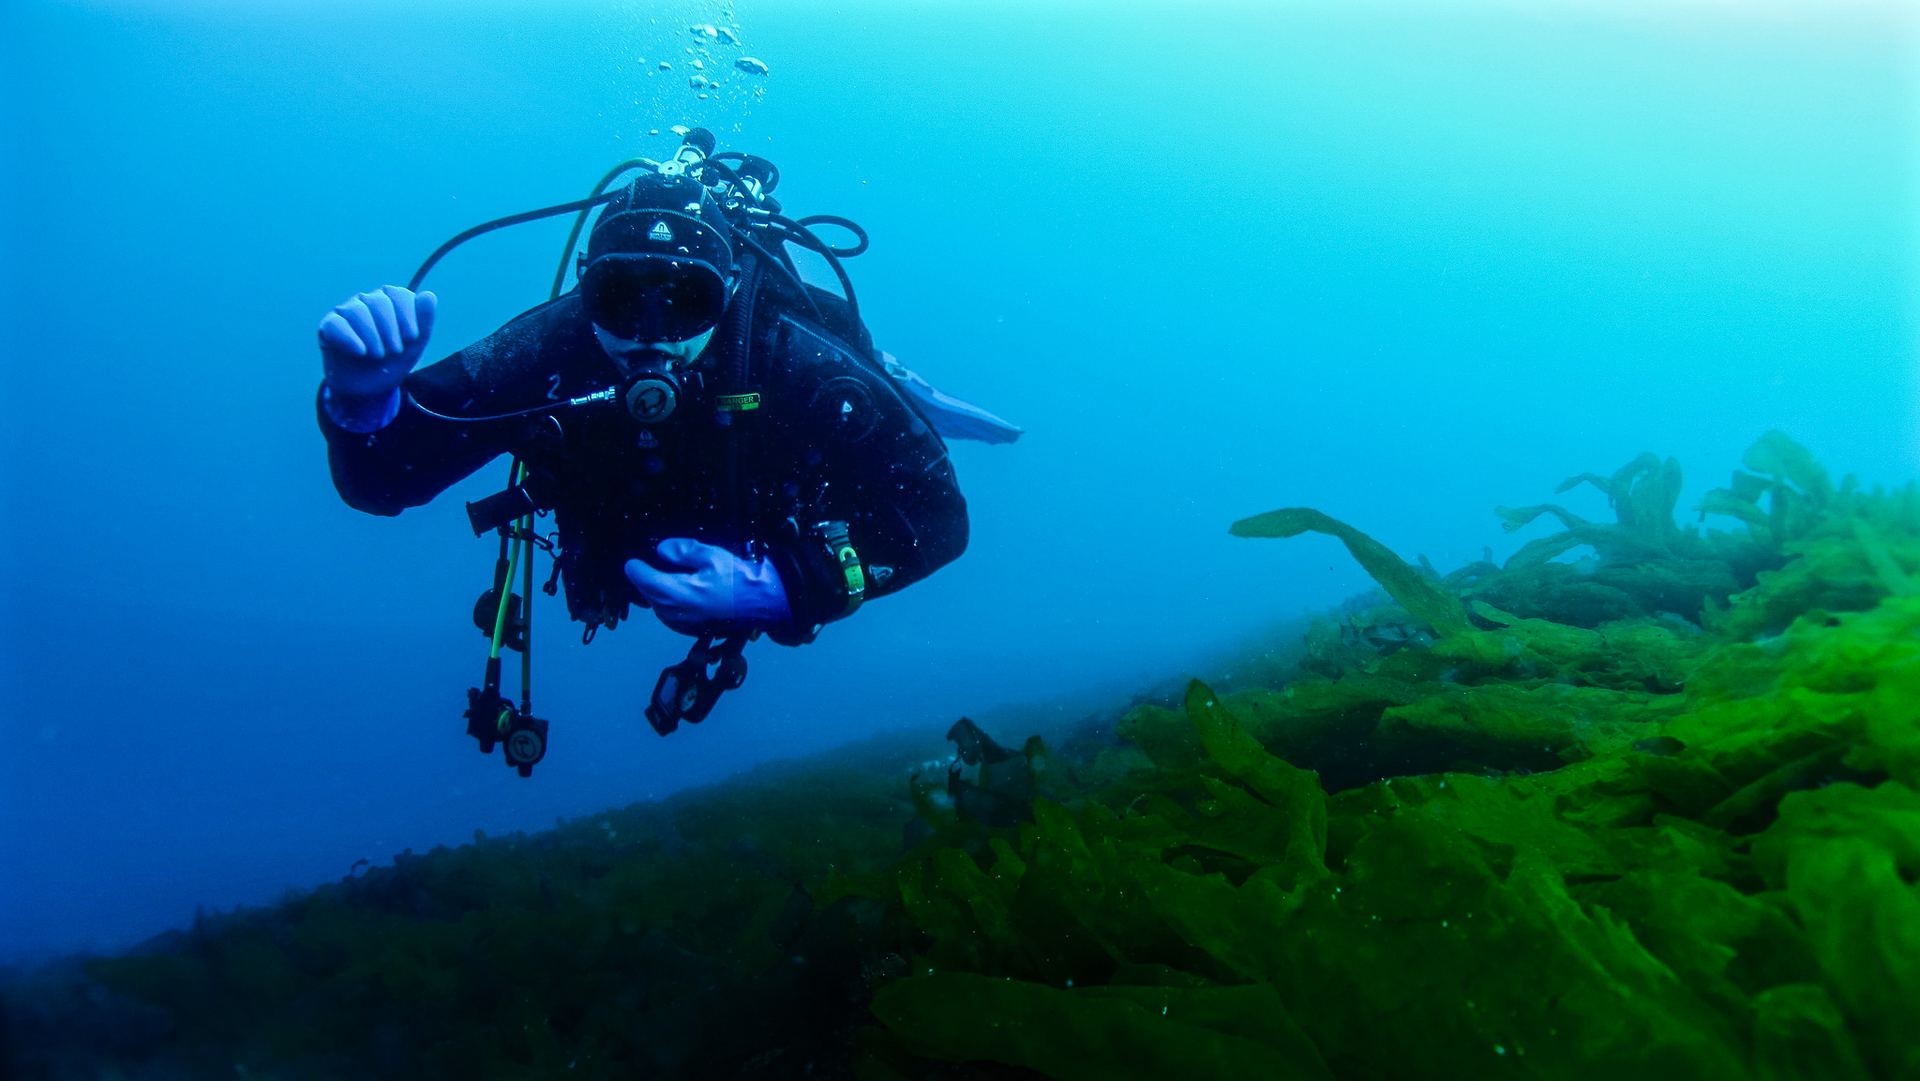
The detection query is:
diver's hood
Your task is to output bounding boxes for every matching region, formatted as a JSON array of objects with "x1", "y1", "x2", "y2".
[{"x1": 585, "y1": 174, "x2": 734, "y2": 271}]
